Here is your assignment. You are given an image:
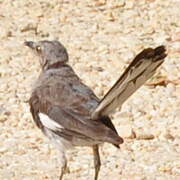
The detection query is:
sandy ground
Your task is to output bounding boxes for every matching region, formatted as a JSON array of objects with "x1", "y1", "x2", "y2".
[{"x1": 0, "y1": 0, "x2": 180, "y2": 180}]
